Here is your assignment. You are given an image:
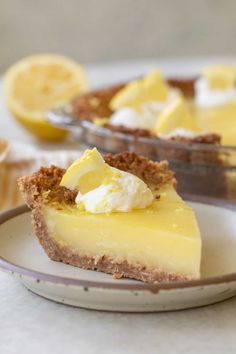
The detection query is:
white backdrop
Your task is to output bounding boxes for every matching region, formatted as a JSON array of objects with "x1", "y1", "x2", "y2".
[{"x1": 1, "y1": 0, "x2": 236, "y2": 72}]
